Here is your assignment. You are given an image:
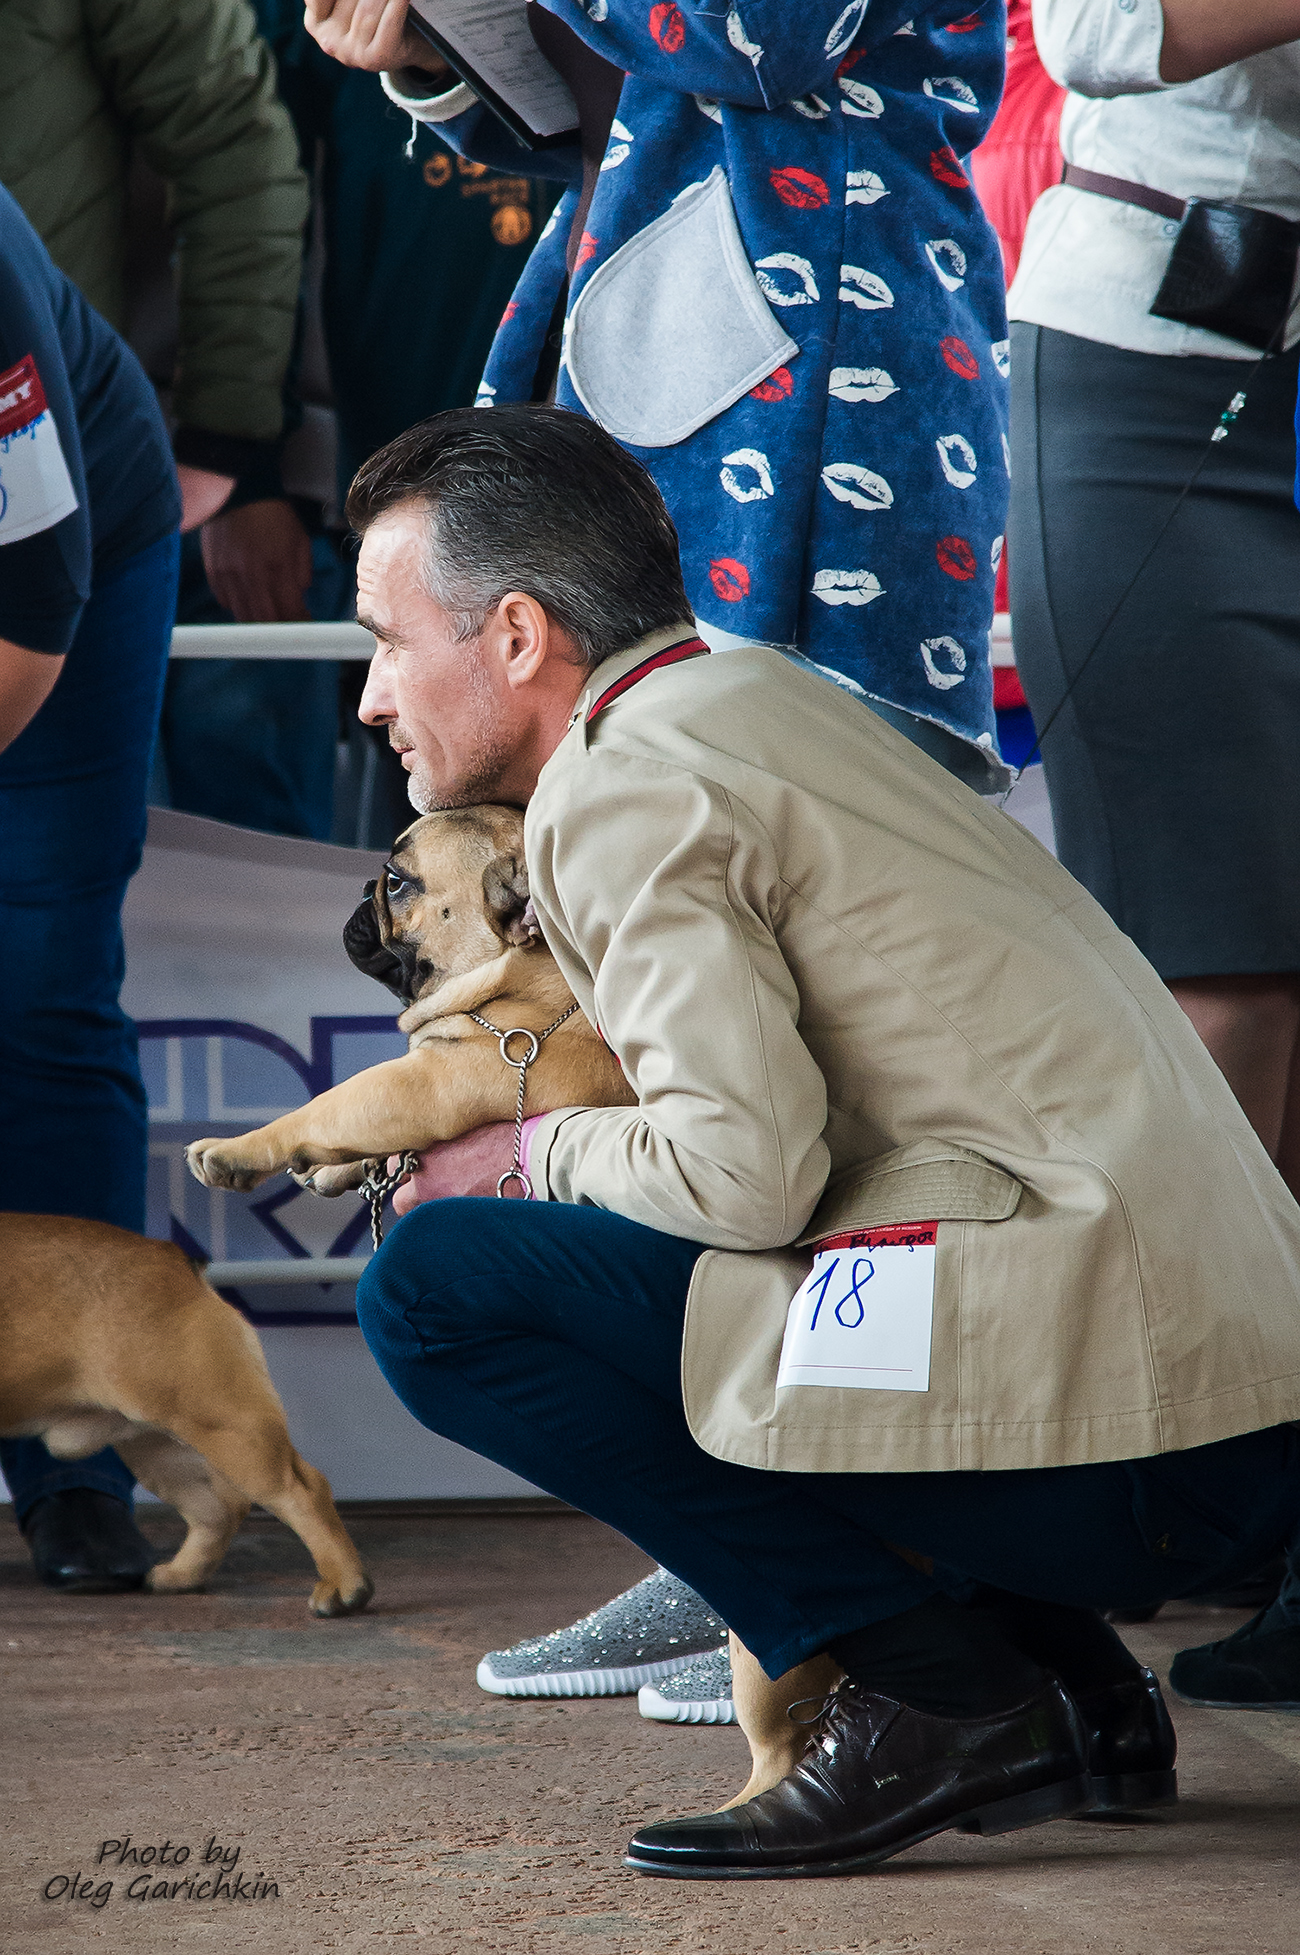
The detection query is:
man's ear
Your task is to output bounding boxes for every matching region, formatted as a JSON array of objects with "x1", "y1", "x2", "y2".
[{"x1": 483, "y1": 854, "x2": 543, "y2": 948}]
